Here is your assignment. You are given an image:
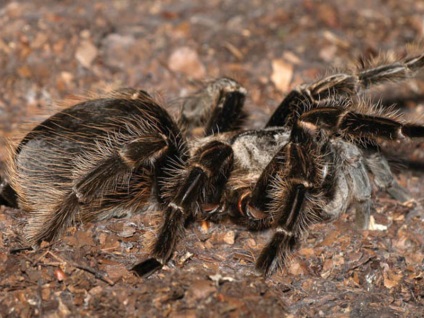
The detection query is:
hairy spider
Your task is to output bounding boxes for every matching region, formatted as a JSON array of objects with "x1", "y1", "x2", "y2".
[{"x1": 1, "y1": 51, "x2": 424, "y2": 277}]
